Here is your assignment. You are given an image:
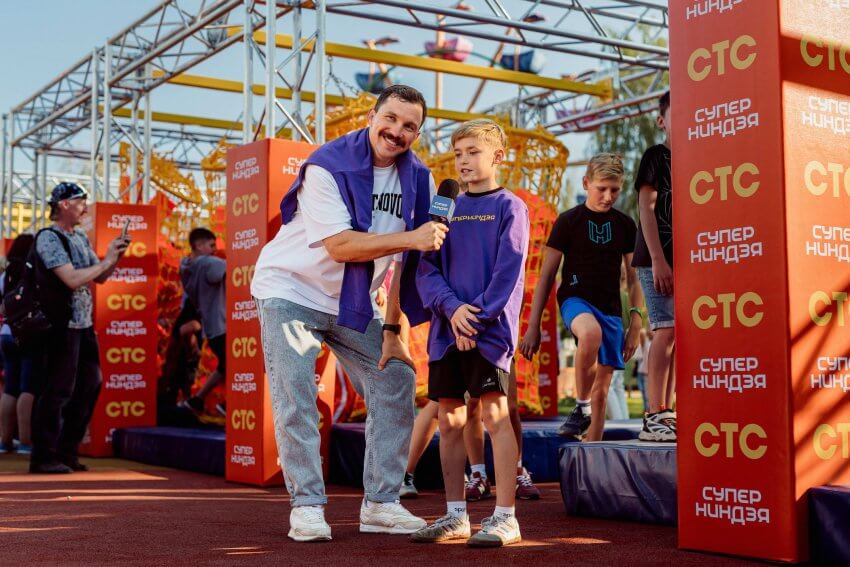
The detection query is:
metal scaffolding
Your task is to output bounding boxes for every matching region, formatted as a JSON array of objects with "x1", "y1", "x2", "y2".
[{"x1": 1, "y1": 0, "x2": 668, "y2": 237}]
